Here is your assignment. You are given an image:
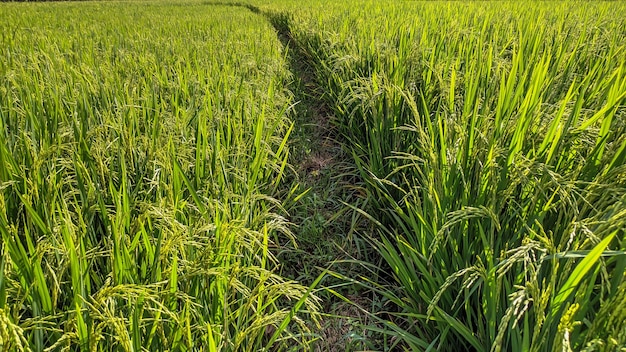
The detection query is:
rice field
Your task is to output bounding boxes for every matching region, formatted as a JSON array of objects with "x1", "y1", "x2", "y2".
[
  {"x1": 263, "y1": 1, "x2": 626, "y2": 350},
  {"x1": 1, "y1": 0, "x2": 625, "y2": 351},
  {"x1": 0, "y1": 2, "x2": 319, "y2": 350}
]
